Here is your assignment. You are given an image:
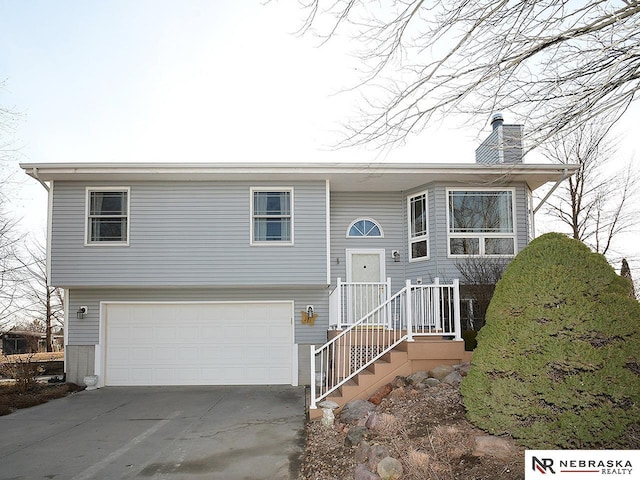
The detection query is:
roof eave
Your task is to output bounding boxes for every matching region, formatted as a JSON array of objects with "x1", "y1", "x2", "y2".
[{"x1": 20, "y1": 162, "x2": 580, "y2": 192}]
